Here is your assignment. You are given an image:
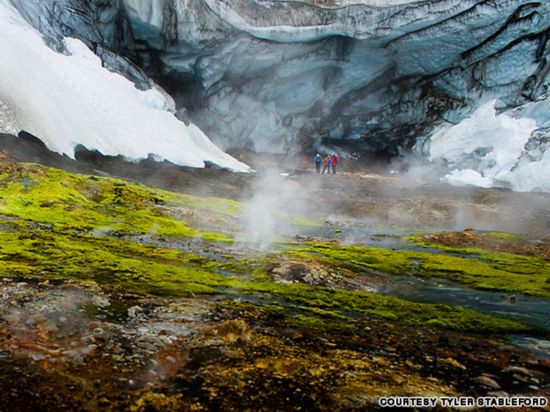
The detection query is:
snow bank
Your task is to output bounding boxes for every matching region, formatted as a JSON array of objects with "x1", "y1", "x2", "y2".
[
  {"x1": 0, "y1": 0, "x2": 250, "y2": 172},
  {"x1": 429, "y1": 100, "x2": 550, "y2": 192}
]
